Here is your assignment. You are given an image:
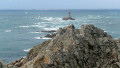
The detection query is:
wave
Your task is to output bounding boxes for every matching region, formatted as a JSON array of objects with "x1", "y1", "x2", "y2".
[
  {"x1": 34, "y1": 37, "x2": 52, "y2": 40},
  {"x1": 42, "y1": 17, "x2": 54, "y2": 21},
  {"x1": 30, "y1": 31, "x2": 42, "y2": 33},
  {"x1": 19, "y1": 25, "x2": 45, "y2": 28},
  {"x1": 35, "y1": 22, "x2": 53, "y2": 25},
  {"x1": 19, "y1": 26, "x2": 30, "y2": 28},
  {"x1": 41, "y1": 17, "x2": 64, "y2": 22},
  {"x1": 24, "y1": 49, "x2": 31, "y2": 52},
  {"x1": 5, "y1": 30, "x2": 11, "y2": 32},
  {"x1": 43, "y1": 28, "x2": 58, "y2": 31}
]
